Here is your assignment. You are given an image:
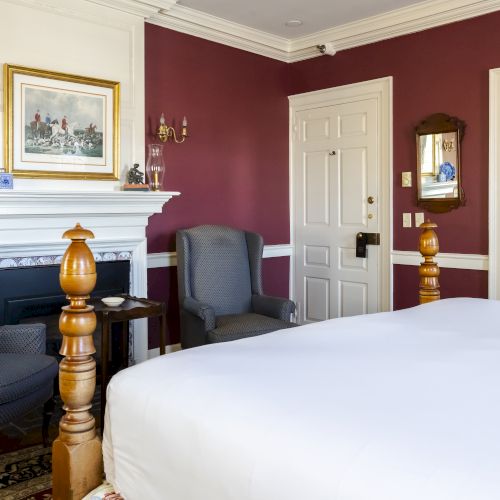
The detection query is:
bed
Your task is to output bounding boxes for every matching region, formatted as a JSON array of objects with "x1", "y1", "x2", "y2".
[
  {"x1": 103, "y1": 297, "x2": 500, "y2": 500},
  {"x1": 52, "y1": 222, "x2": 499, "y2": 499}
]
